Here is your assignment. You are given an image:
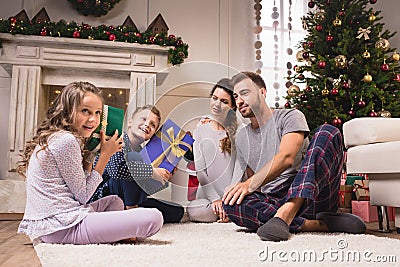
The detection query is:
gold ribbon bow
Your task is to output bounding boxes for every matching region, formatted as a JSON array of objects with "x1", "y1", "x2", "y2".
[
  {"x1": 357, "y1": 27, "x2": 371, "y2": 40},
  {"x1": 151, "y1": 127, "x2": 192, "y2": 168}
]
